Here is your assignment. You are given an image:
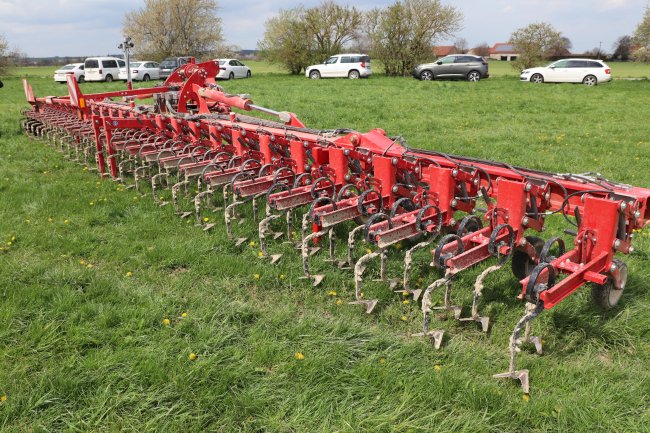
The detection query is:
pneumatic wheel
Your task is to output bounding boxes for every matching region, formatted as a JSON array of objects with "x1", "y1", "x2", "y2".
[
  {"x1": 531, "y1": 73, "x2": 543, "y2": 84},
  {"x1": 78, "y1": 76, "x2": 85, "y2": 83},
  {"x1": 143, "y1": 74, "x2": 150, "y2": 82},
  {"x1": 591, "y1": 259, "x2": 627, "y2": 309},
  {"x1": 420, "y1": 70, "x2": 433, "y2": 81},
  {"x1": 511, "y1": 236, "x2": 544, "y2": 280},
  {"x1": 348, "y1": 70, "x2": 360, "y2": 79},
  {"x1": 309, "y1": 70, "x2": 321, "y2": 79},
  {"x1": 105, "y1": 74, "x2": 113, "y2": 83},
  {"x1": 467, "y1": 70, "x2": 481, "y2": 82},
  {"x1": 583, "y1": 75, "x2": 597, "y2": 86},
  {"x1": 246, "y1": 70, "x2": 251, "y2": 78},
  {"x1": 229, "y1": 72, "x2": 234, "y2": 80}
]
